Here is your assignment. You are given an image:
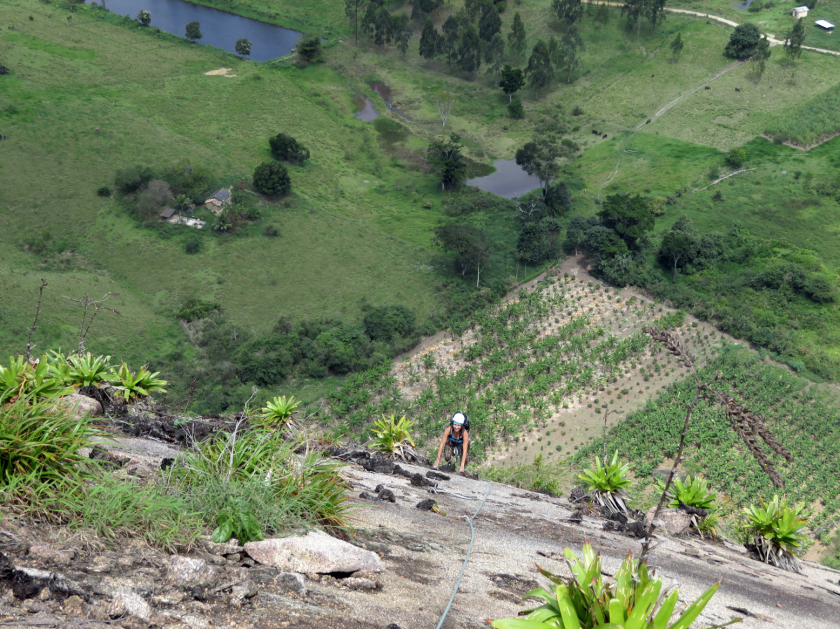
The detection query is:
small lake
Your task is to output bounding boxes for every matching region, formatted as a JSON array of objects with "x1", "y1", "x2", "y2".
[
  {"x1": 467, "y1": 159, "x2": 541, "y2": 199},
  {"x1": 354, "y1": 94, "x2": 379, "y2": 121},
  {"x1": 86, "y1": 0, "x2": 302, "y2": 61}
]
